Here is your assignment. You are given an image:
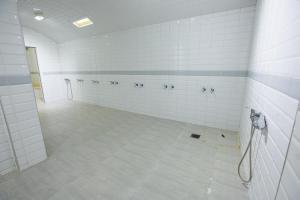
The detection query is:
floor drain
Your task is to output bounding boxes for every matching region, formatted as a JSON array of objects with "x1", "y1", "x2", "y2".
[
  {"x1": 221, "y1": 134, "x2": 225, "y2": 138},
  {"x1": 190, "y1": 133, "x2": 201, "y2": 139}
]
